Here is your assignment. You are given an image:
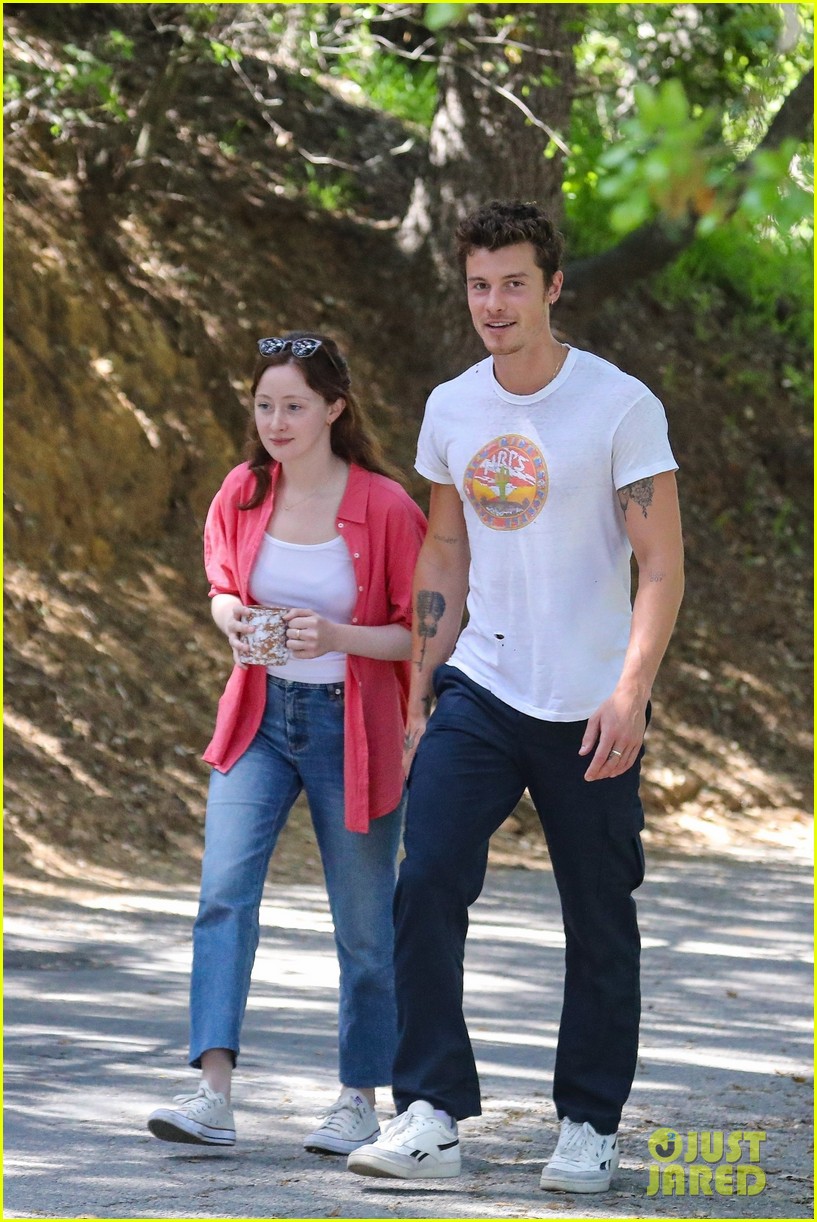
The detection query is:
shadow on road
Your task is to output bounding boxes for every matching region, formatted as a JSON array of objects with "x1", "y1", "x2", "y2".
[{"x1": 4, "y1": 853, "x2": 813, "y2": 1219}]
